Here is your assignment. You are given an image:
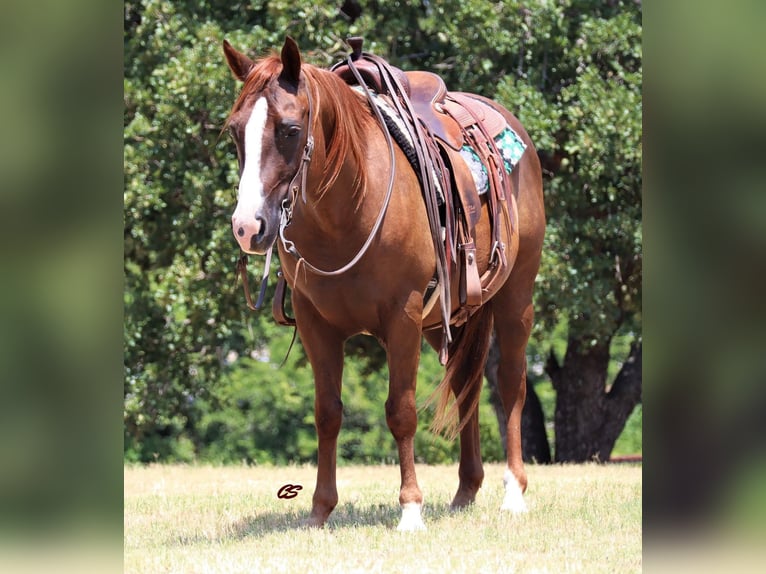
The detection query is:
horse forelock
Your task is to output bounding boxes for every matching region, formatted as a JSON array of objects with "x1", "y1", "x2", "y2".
[{"x1": 224, "y1": 54, "x2": 282, "y2": 130}]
